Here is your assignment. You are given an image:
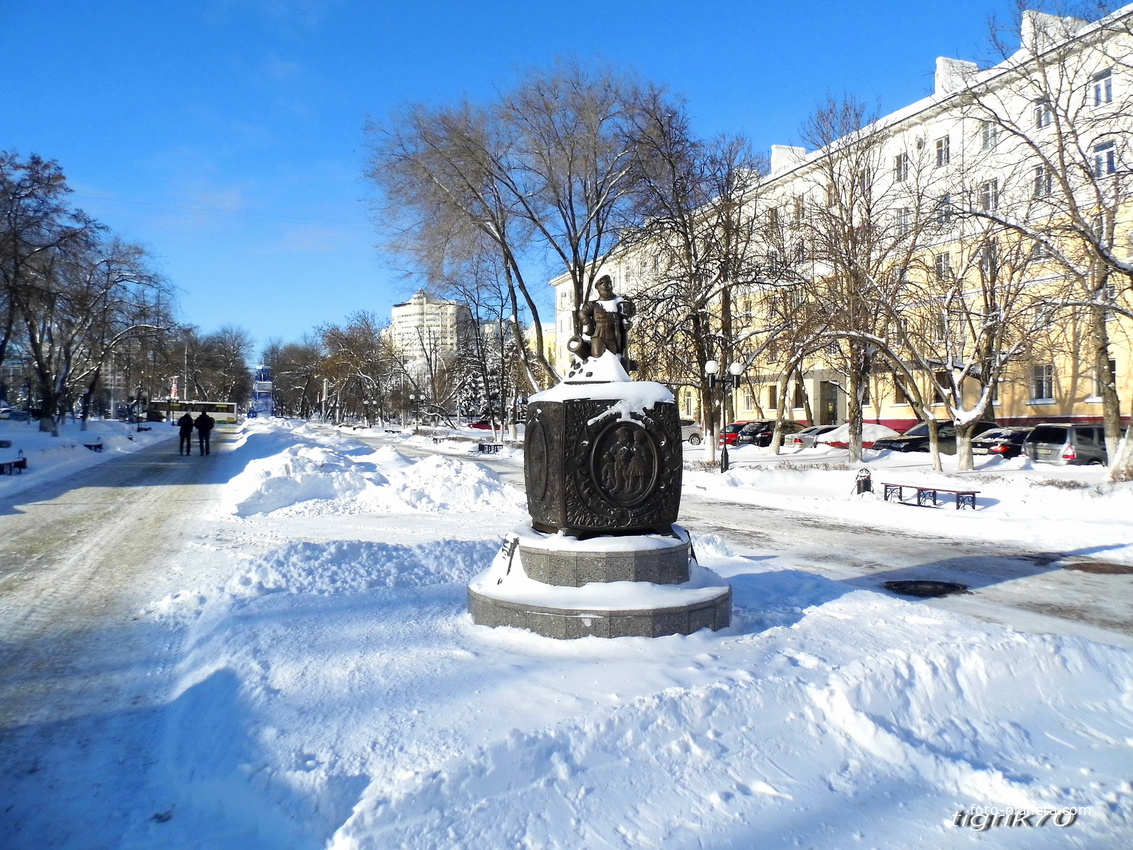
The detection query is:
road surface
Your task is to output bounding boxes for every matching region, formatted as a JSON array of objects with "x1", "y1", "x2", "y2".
[{"x1": 0, "y1": 430, "x2": 237, "y2": 846}]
